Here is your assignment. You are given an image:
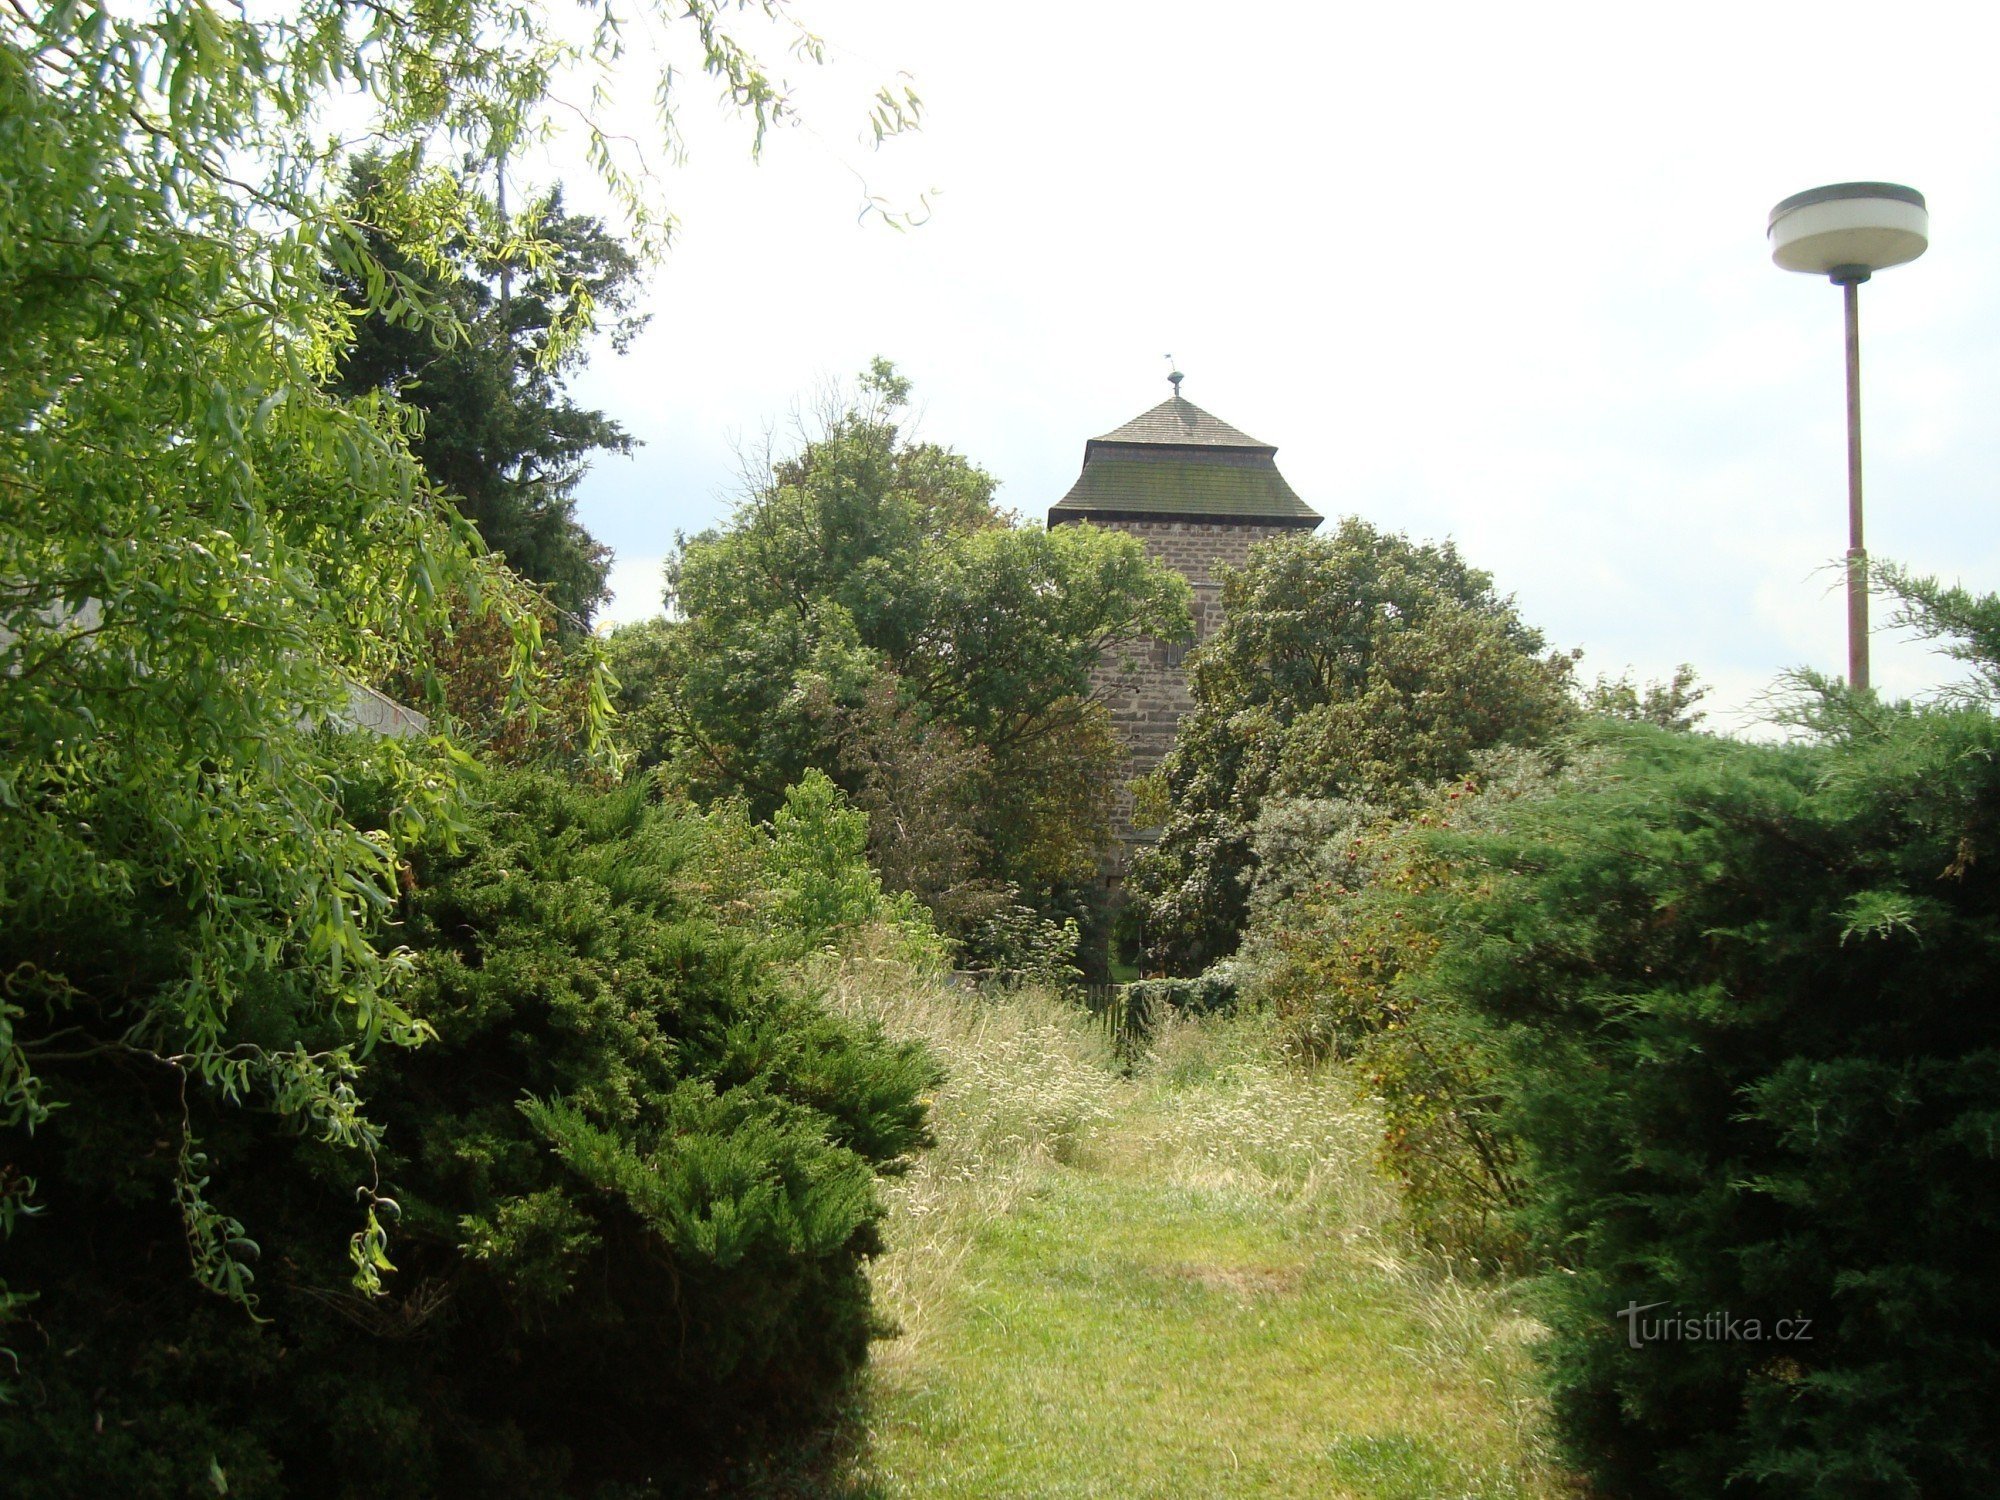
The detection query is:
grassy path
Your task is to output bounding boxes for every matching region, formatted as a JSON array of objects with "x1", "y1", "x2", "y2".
[{"x1": 819, "y1": 969, "x2": 1570, "y2": 1500}]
